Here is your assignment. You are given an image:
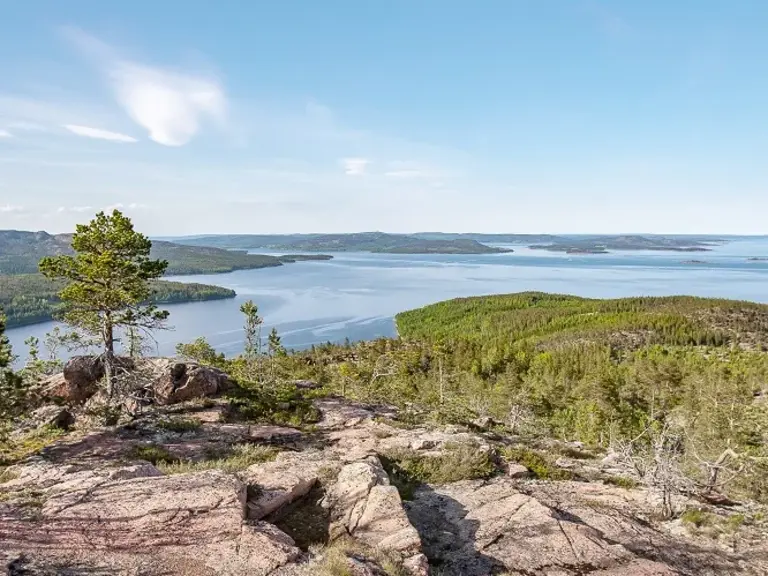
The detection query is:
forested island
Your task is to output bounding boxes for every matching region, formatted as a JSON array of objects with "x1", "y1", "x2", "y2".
[
  {"x1": 174, "y1": 232, "x2": 512, "y2": 254},
  {"x1": 174, "y1": 232, "x2": 727, "y2": 255},
  {"x1": 0, "y1": 274, "x2": 236, "y2": 328},
  {"x1": 0, "y1": 231, "x2": 333, "y2": 276},
  {"x1": 529, "y1": 235, "x2": 716, "y2": 254},
  {"x1": 0, "y1": 230, "x2": 337, "y2": 328}
]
